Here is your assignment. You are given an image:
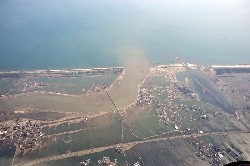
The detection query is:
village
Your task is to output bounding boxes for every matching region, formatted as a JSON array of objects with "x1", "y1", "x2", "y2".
[
  {"x1": 188, "y1": 137, "x2": 246, "y2": 166},
  {"x1": 0, "y1": 64, "x2": 249, "y2": 166},
  {"x1": 0, "y1": 119, "x2": 43, "y2": 151}
]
